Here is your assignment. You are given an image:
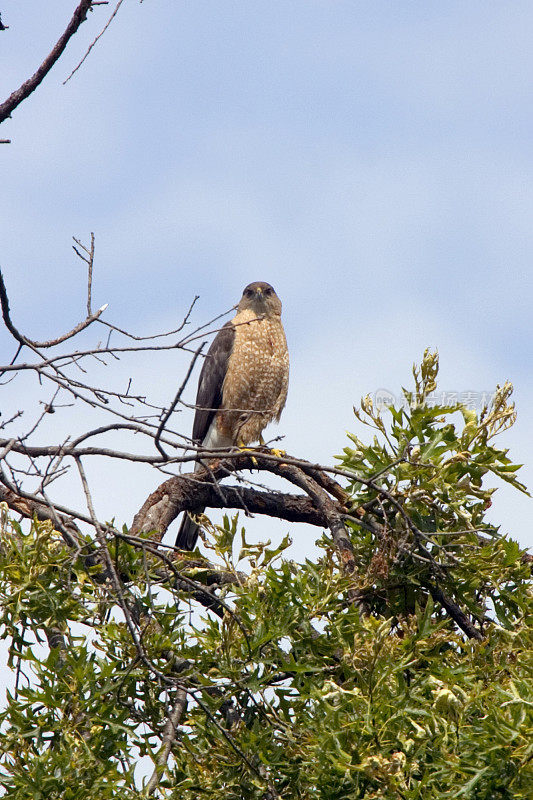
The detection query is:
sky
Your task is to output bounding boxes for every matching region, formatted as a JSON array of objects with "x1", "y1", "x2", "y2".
[{"x1": 0, "y1": 3, "x2": 532, "y2": 585}]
